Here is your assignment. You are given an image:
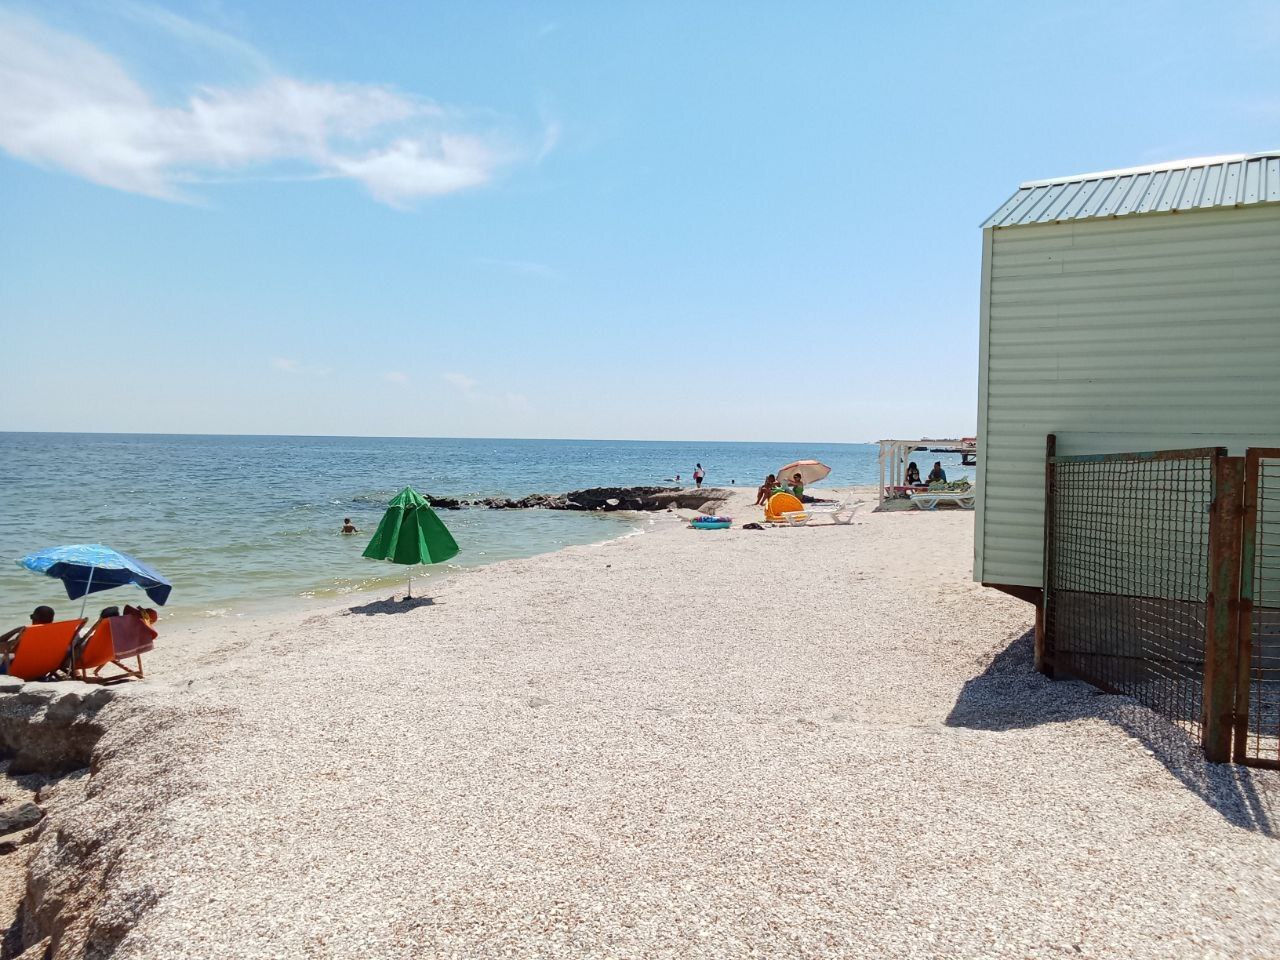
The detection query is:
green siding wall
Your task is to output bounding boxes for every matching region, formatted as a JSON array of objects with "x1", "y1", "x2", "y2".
[{"x1": 975, "y1": 204, "x2": 1280, "y2": 588}]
